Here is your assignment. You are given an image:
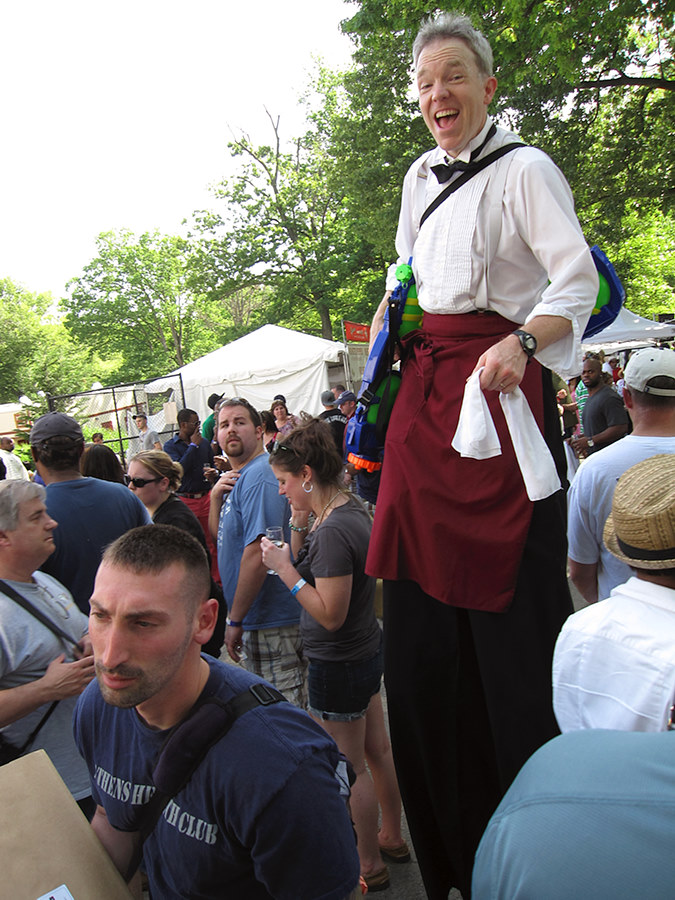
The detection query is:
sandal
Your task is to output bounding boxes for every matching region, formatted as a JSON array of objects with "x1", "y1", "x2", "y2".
[
  {"x1": 362, "y1": 866, "x2": 390, "y2": 892},
  {"x1": 379, "y1": 840, "x2": 411, "y2": 864}
]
